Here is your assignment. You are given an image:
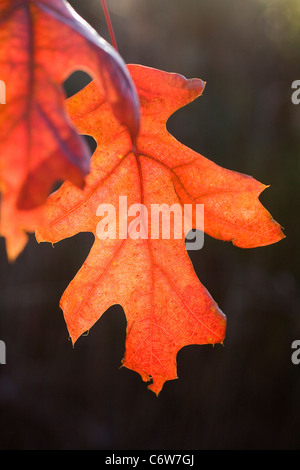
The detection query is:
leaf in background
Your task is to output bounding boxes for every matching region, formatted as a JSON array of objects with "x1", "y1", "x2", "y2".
[
  {"x1": 36, "y1": 64, "x2": 284, "y2": 394},
  {"x1": 0, "y1": 0, "x2": 140, "y2": 260}
]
